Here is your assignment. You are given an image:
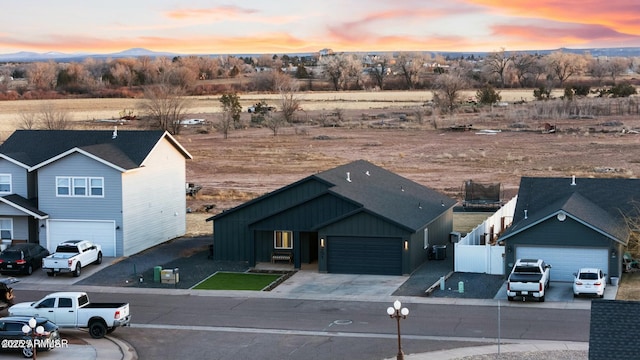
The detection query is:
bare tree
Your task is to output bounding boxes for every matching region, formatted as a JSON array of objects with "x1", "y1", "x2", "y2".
[
  {"x1": 368, "y1": 54, "x2": 392, "y2": 90},
  {"x1": 319, "y1": 54, "x2": 349, "y2": 91},
  {"x1": 512, "y1": 53, "x2": 538, "y2": 87},
  {"x1": 139, "y1": 84, "x2": 192, "y2": 135},
  {"x1": 27, "y1": 61, "x2": 58, "y2": 90},
  {"x1": 586, "y1": 56, "x2": 608, "y2": 86},
  {"x1": 18, "y1": 112, "x2": 38, "y2": 129},
  {"x1": 37, "y1": 103, "x2": 73, "y2": 129},
  {"x1": 621, "y1": 201, "x2": 640, "y2": 260},
  {"x1": 264, "y1": 112, "x2": 287, "y2": 136},
  {"x1": 215, "y1": 110, "x2": 234, "y2": 139},
  {"x1": 432, "y1": 71, "x2": 468, "y2": 114},
  {"x1": 545, "y1": 51, "x2": 586, "y2": 88},
  {"x1": 484, "y1": 48, "x2": 512, "y2": 88},
  {"x1": 275, "y1": 72, "x2": 301, "y2": 123},
  {"x1": 395, "y1": 52, "x2": 427, "y2": 89},
  {"x1": 607, "y1": 57, "x2": 630, "y2": 84}
]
